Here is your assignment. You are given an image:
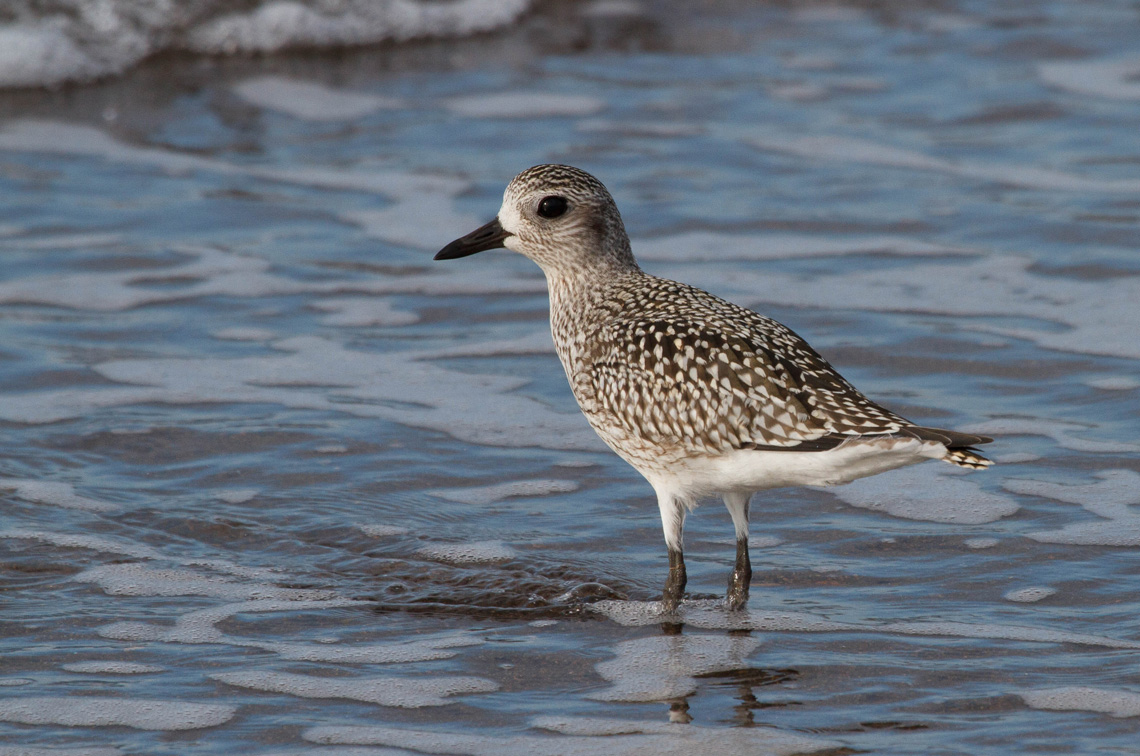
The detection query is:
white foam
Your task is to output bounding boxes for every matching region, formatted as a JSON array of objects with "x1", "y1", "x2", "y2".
[
  {"x1": 663, "y1": 253, "x2": 1140, "y2": 362},
  {"x1": 632, "y1": 231, "x2": 972, "y2": 262},
  {"x1": 358, "y1": 524, "x2": 410, "y2": 537},
  {"x1": 0, "y1": 479, "x2": 116, "y2": 512},
  {"x1": 305, "y1": 717, "x2": 840, "y2": 754},
  {"x1": 1021, "y1": 686, "x2": 1140, "y2": 717},
  {"x1": 0, "y1": 696, "x2": 236, "y2": 730},
  {"x1": 855, "y1": 620, "x2": 1140, "y2": 649},
  {"x1": 340, "y1": 202, "x2": 487, "y2": 251},
  {"x1": 592, "y1": 600, "x2": 853, "y2": 632},
  {"x1": 186, "y1": 0, "x2": 530, "y2": 55},
  {"x1": 0, "y1": 244, "x2": 304, "y2": 313},
  {"x1": 831, "y1": 465, "x2": 1017, "y2": 524},
  {"x1": 76, "y1": 563, "x2": 338, "y2": 602},
  {"x1": 1, "y1": 530, "x2": 163, "y2": 560},
  {"x1": 61, "y1": 661, "x2": 164, "y2": 674},
  {"x1": 0, "y1": 22, "x2": 107, "y2": 88},
  {"x1": 1006, "y1": 469, "x2": 1140, "y2": 546},
  {"x1": 0, "y1": 748, "x2": 121, "y2": 756},
  {"x1": 1039, "y1": 57, "x2": 1140, "y2": 101},
  {"x1": 531, "y1": 717, "x2": 838, "y2": 753},
  {"x1": 98, "y1": 596, "x2": 477, "y2": 664},
  {"x1": 744, "y1": 132, "x2": 1140, "y2": 192},
  {"x1": 253, "y1": 750, "x2": 422, "y2": 756},
  {"x1": 444, "y1": 93, "x2": 606, "y2": 119},
  {"x1": 994, "y1": 452, "x2": 1041, "y2": 464},
  {"x1": 968, "y1": 419, "x2": 1140, "y2": 455},
  {"x1": 212, "y1": 670, "x2": 496, "y2": 707},
  {"x1": 591, "y1": 599, "x2": 1140, "y2": 649},
  {"x1": 0, "y1": 1, "x2": 531, "y2": 88},
  {"x1": 313, "y1": 297, "x2": 419, "y2": 327},
  {"x1": 964, "y1": 537, "x2": 999, "y2": 549},
  {"x1": 215, "y1": 488, "x2": 260, "y2": 504},
  {"x1": 416, "y1": 540, "x2": 516, "y2": 564},
  {"x1": 159, "y1": 337, "x2": 573, "y2": 444},
  {"x1": 13, "y1": 530, "x2": 269, "y2": 586},
  {"x1": 180, "y1": 558, "x2": 278, "y2": 580},
  {"x1": 1003, "y1": 587, "x2": 1056, "y2": 603},
  {"x1": 589, "y1": 634, "x2": 761, "y2": 702},
  {"x1": 0, "y1": 328, "x2": 601, "y2": 452},
  {"x1": 316, "y1": 444, "x2": 350, "y2": 453},
  {"x1": 233, "y1": 76, "x2": 400, "y2": 121},
  {"x1": 99, "y1": 599, "x2": 358, "y2": 645},
  {"x1": 269, "y1": 634, "x2": 482, "y2": 664},
  {"x1": 430, "y1": 479, "x2": 579, "y2": 506},
  {"x1": 1084, "y1": 376, "x2": 1140, "y2": 391}
]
